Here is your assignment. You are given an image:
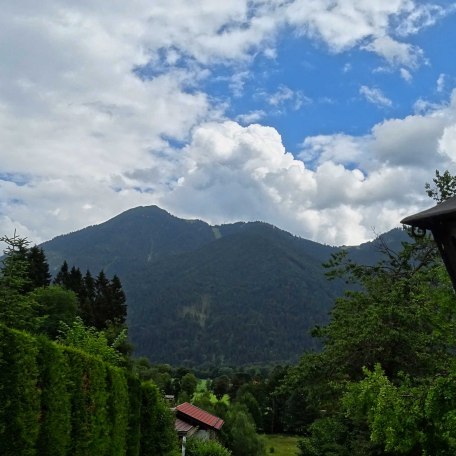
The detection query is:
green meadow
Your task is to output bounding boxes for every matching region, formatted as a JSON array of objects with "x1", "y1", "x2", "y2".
[{"x1": 262, "y1": 434, "x2": 300, "y2": 456}]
